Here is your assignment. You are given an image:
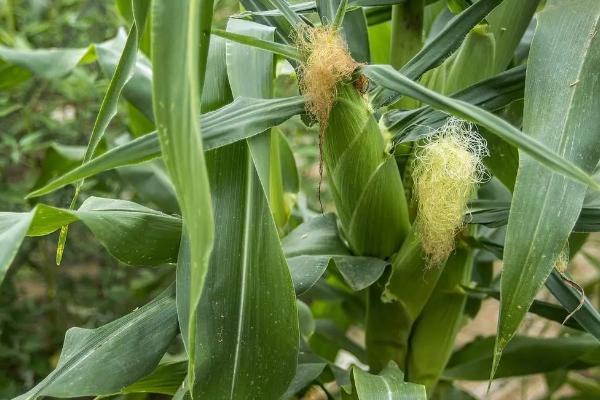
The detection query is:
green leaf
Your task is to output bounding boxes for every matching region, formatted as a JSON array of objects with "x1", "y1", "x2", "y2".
[
  {"x1": 56, "y1": 0, "x2": 151, "y2": 265},
  {"x1": 151, "y1": 1, "x2": 215, "y2": 396},
  {"x1": 469, "y1": 200, "x2": 600, "y2": 232},
  {"x1": 212, "y1": 28, "x2": 301, "y2": 60},
  {"x1": 0, "y1": 212, "x2": 33, "y2": 283},
  {"x1": 268, "y1": 0, "x2": 306, "y2": 27},
  {"x1": 121, "y1": 360, "x2": 187, "y2": 395},
  {"x1": 0, "y1": 197, "x2": 181, "y2": 281},
  {"x1": 0, "y1": 45, "x2": 94, "y2": 80},
  {"x1": 545, "y1": 270, "x2": 600, "y2": 342},
  {"x1": 224, "y1": 17, "x2": 295, "y2": 228},
  {"x1": 27, "y1": 95, "x2": 305, "y2": 198},
  {"x1": 463, "y1": 284, "x2": 584, "y2": 332},
  {"x1": 445, "y1": 335, "x2": 600, "y2": 381},
  {"x1": 14, "y1": 287, "x2": 178, "y2": 400},
  {"x1": 371, "y1": 0, "x2": 504, "y2": 107},
  {"x1": 342, "y1": 362, "x2": 426, "y2": 399},
  {"x1": 466, "y1": 238, "x2": 600, "y2": 342},
  {"x1": 486, "y1": 0, "x2": 541, "y2": 72},
  {"x1": 382, "y1": 65, "x2": 525, "y2": 144},
  {"x1": 493, "y1": 0, "x2": 600, "y2": 378},
  {"x1": 282, "y1": 213, "x2": 388, "y2": 294},
  {"x1": 363, "y1": 64, "x2": 600, "y2": 190},
  {"x1": 280, "y1": 350, "x2": 327, "y2": 399},
  {"x1": 240, "y1": 0, "x2": 297, "y2": 45},
  {"x1": 177, "y1": 141, "x2": 299, "y2": 399}
]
